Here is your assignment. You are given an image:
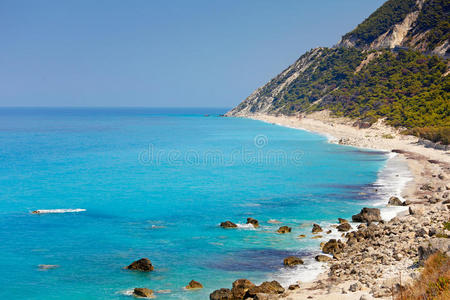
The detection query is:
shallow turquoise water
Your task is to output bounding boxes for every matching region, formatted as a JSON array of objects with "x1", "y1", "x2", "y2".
[{"x1": 0, "y1": 108, "x2": 389, "y2": 299}]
